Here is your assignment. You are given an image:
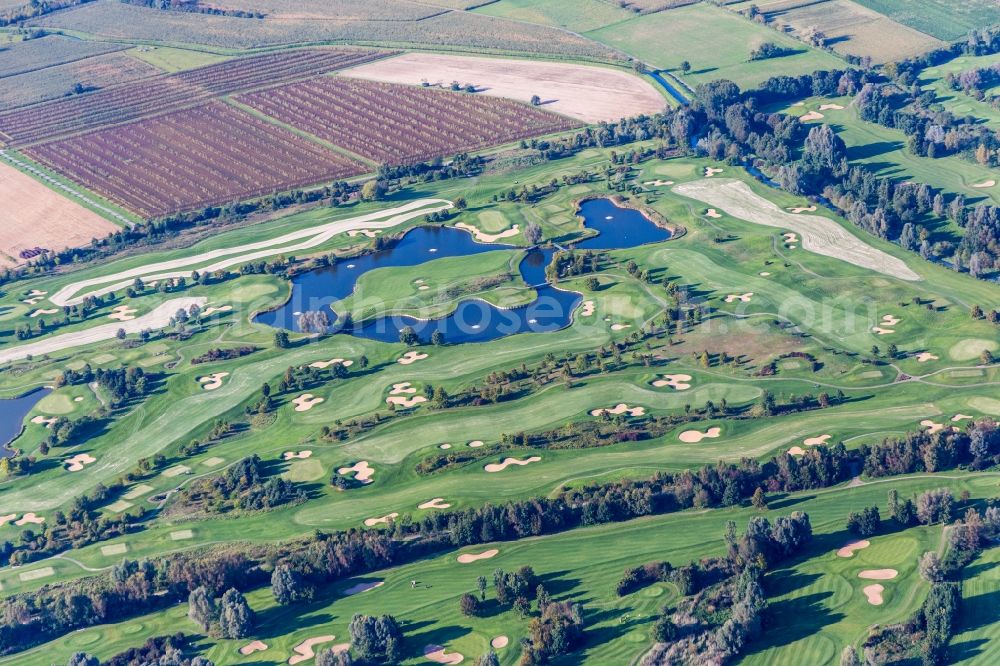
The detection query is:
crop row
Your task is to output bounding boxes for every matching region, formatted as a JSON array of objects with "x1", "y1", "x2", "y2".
[
  {"x1": 0, "y1": 47, "x2": 387, "y2": 145},
  {"x1": 237, "y1": 78, "x2": 581, "y2": 164},
  {"x1": 25, "y1": 102, "x2": 365, "y2": 218}
]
